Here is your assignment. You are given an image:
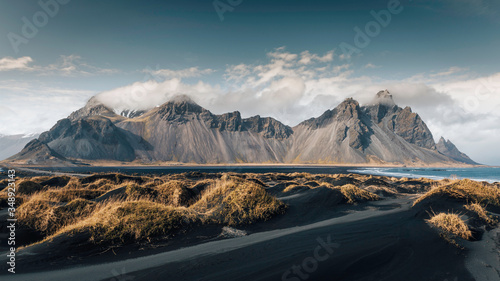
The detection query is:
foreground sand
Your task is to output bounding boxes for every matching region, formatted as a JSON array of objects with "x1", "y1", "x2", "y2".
[{"x1": 1, "y1": 172, "x2": 499, "y2": 281}]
